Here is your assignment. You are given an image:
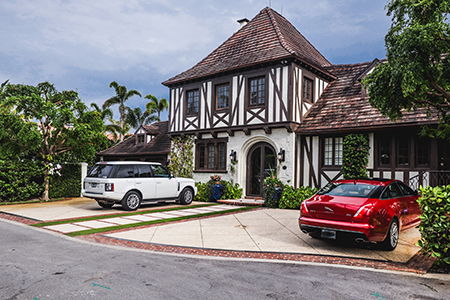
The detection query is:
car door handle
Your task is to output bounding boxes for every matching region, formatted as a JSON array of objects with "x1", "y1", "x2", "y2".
[{"x1": 136, "y1": 181, "x2": 142, "y2": 184}]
